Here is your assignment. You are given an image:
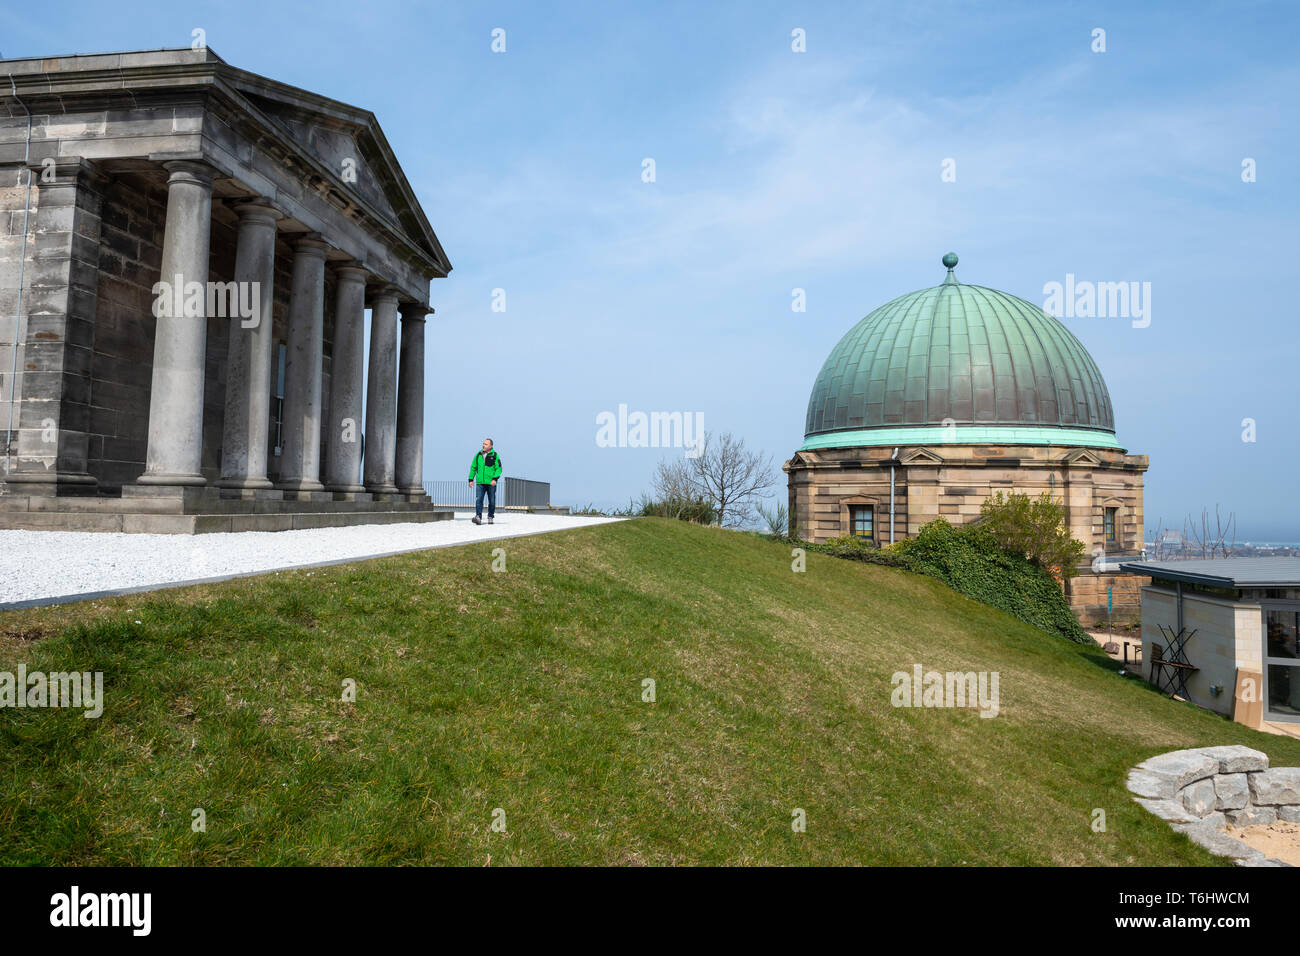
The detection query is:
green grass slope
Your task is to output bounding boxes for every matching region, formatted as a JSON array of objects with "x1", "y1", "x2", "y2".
[{"x1": 3, "y1": 518, "x2": 1298, "y2": 865}]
